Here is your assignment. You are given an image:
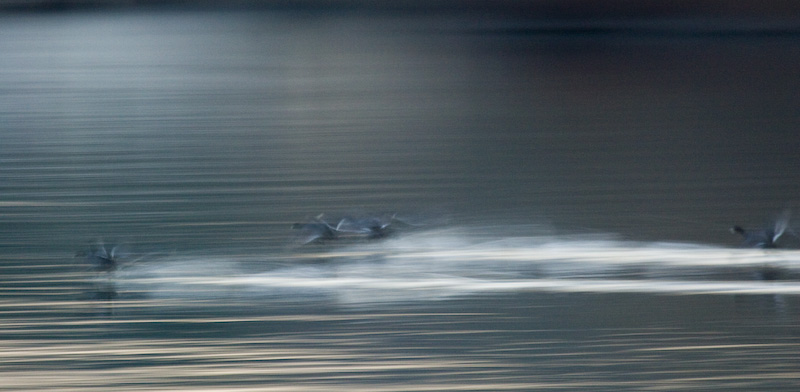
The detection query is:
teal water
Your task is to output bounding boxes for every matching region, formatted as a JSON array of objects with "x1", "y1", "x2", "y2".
[{"x1": 2, "y1": 9, "x2": 800, "y2": 391}]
